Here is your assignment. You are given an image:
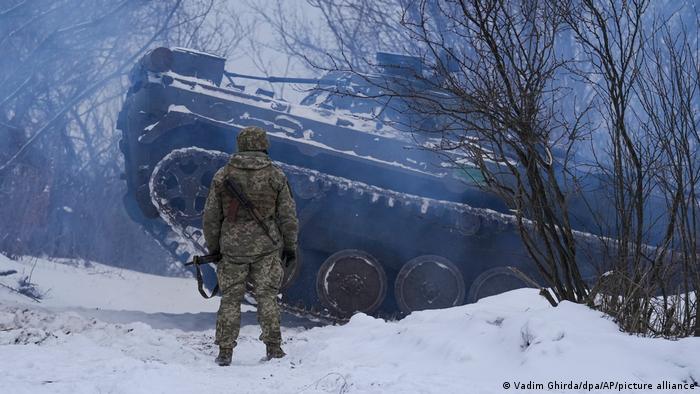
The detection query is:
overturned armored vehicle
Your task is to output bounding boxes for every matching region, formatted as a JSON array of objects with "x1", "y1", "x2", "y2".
[{"x1": 117, "y1": 47, "x2": 541, "y2": 320}]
